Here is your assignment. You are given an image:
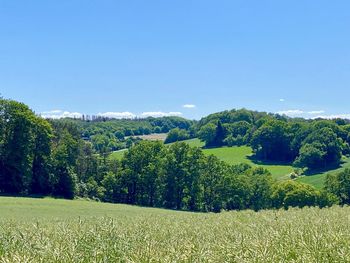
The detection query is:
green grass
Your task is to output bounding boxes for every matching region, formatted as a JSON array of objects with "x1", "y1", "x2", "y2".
[
  {"x1": 297, "y1": 157, "x2": 350, "y2": 189},
  {"x1": 108, "y1": 149, "x2": 127, "y2": 161},
  {"x1": 182, "y1": 138, "x2": 205, "y2": 148},
  {"x1": 1, "y1": 197, "x2": 350, "y2": 262},
  {"x1": 202, "y1": 145, "x2": 293, "y2": 180}
]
